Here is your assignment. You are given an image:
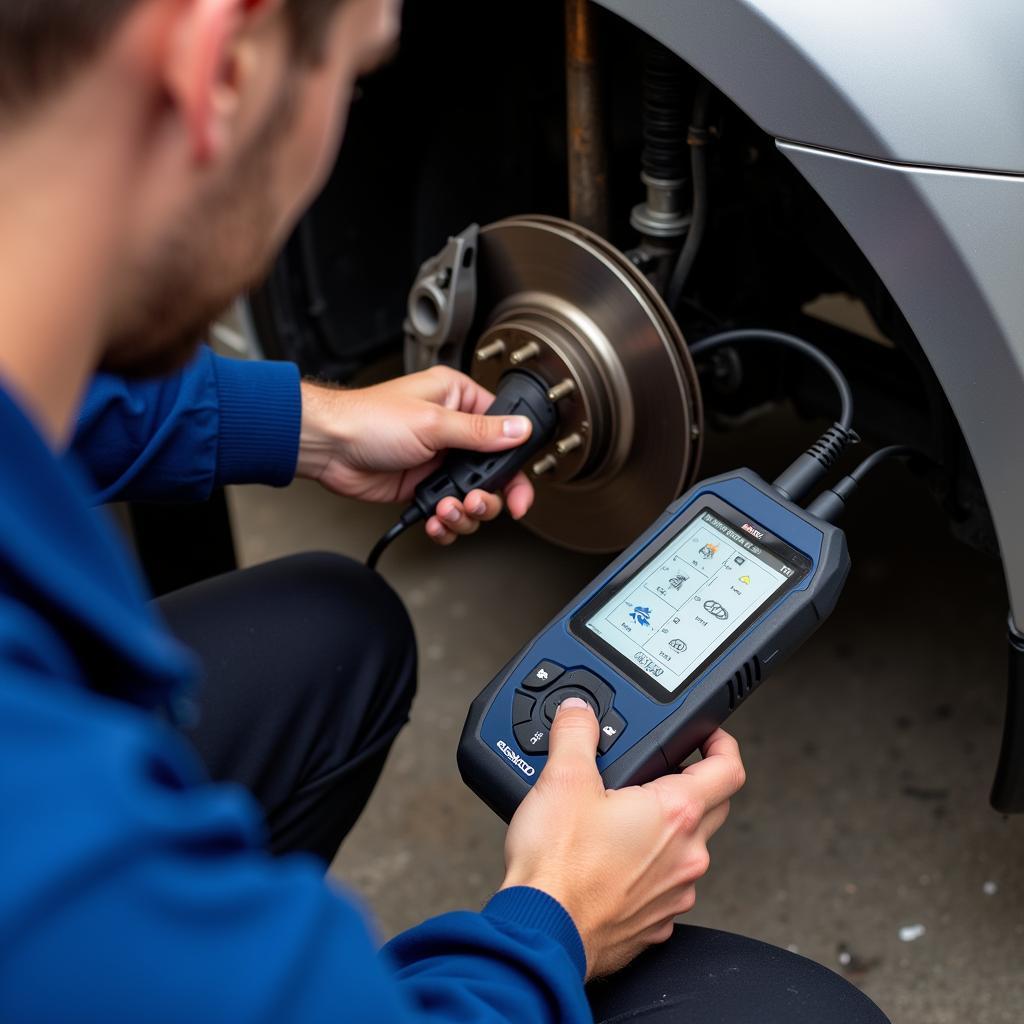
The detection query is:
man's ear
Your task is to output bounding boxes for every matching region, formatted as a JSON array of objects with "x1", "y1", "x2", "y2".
[{"x1": 165, "y1": 0, "x2": 281, "y2": 164}]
